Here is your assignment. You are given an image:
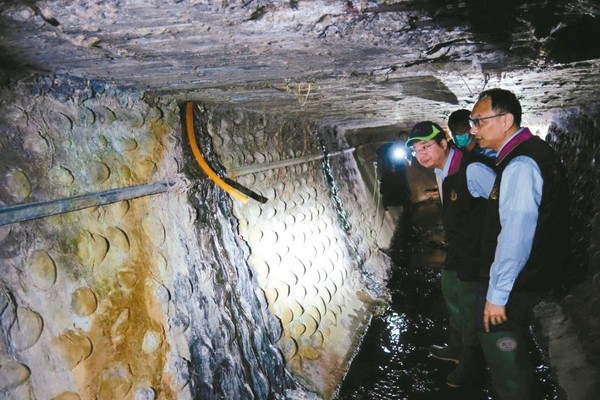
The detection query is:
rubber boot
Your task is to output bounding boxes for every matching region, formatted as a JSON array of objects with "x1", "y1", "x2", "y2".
[
  {"x1": 429, "y1": 324, "x2": 461, "y2": 364},
  {"x1": 478, "y1": 330, "x2": 534, "y2": 400},
  {"x1": 446, "y1": 344, "x2": 485, "y2": 388},
  {"x1": 446, "y1": 276, "x2": 481, "y2": 385}
]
